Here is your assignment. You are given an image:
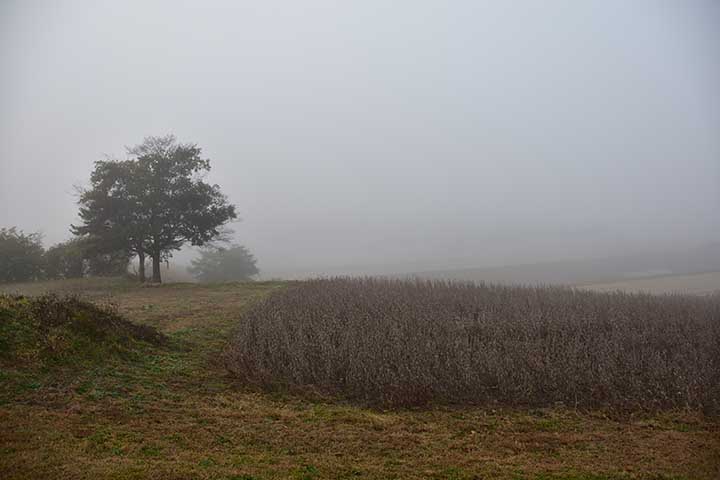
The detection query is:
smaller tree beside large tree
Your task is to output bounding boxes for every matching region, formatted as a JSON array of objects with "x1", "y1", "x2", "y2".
[
  {"x1": 44, "y1": 238, "x2": 85, "y2": 280},
  {"x1": 44, "y1": 237, "x2": 131, "y2": 280},
  {"x1": 0, "y1": 227, "x2": 45, "y2": 283},
  {"x1": 188, "y1": 245, "x2": 259, "y2": 282},
  {"x1": 73, "y1": 135, "x2": 237, "y2": 283}
]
